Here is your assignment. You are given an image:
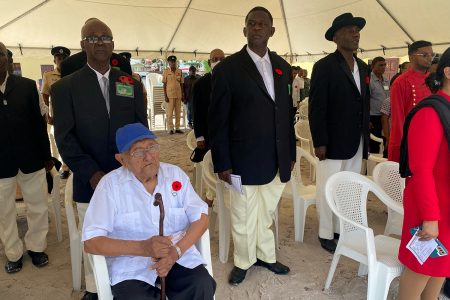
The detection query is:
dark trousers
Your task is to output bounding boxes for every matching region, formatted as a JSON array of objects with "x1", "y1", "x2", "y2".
[
  {"x1": 111, "y1": 263, "x2": 216, "y2": 300},
  {"x1": 369, "y1": 115, "x2": 383, "y2": 154}
]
